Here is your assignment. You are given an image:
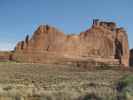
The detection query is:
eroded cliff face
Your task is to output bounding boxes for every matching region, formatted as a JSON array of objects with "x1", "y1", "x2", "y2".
[
  {"x1": 115, "y1": 28, "x2": 129, "y2": 66},
  {"x1": 13, "y1": 20, "x2": 129, "y2": 67}
]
